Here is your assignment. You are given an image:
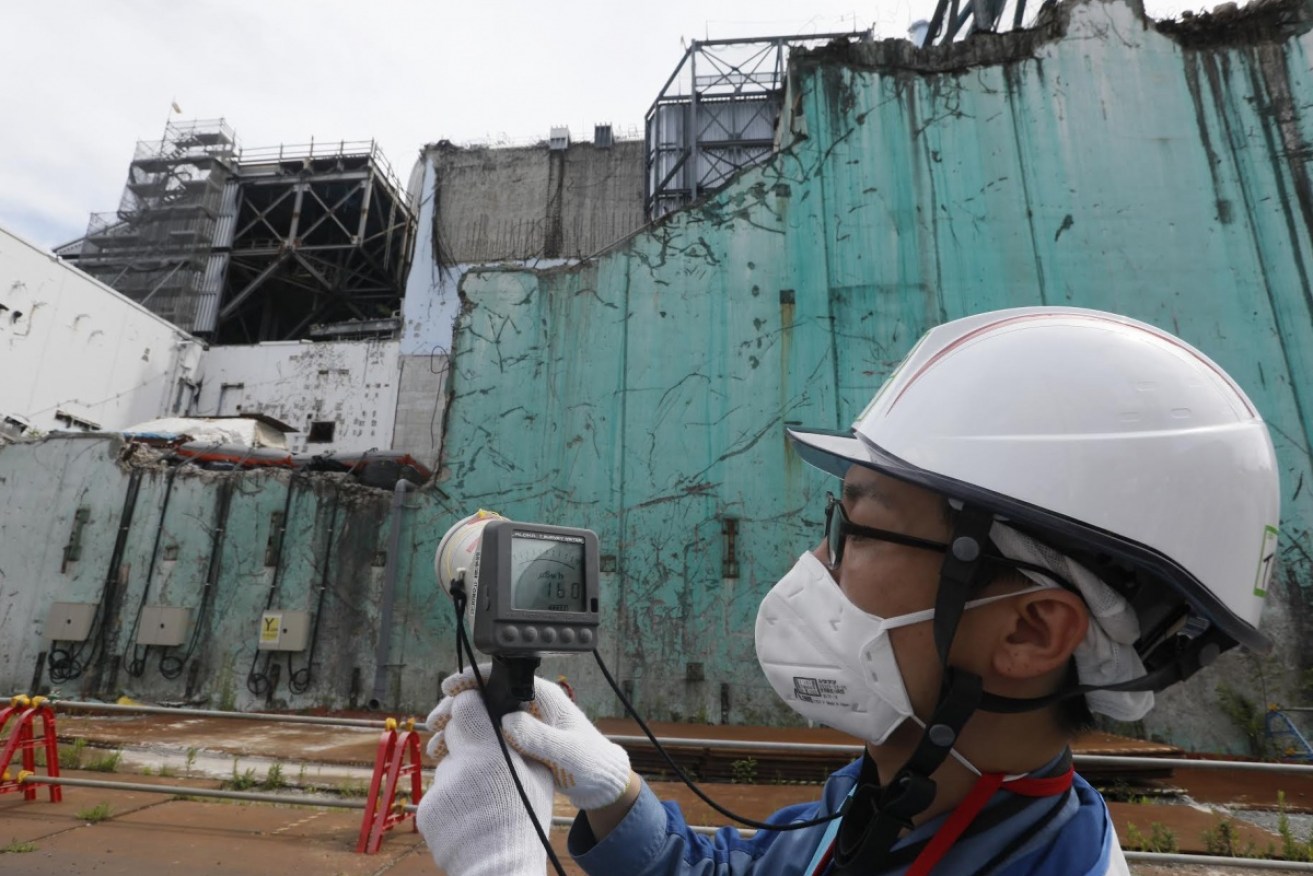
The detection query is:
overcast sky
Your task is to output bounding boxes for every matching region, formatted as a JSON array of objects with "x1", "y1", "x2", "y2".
[{"x1": 2, "y1": 0, "x2": 1198, "y2": 250}]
